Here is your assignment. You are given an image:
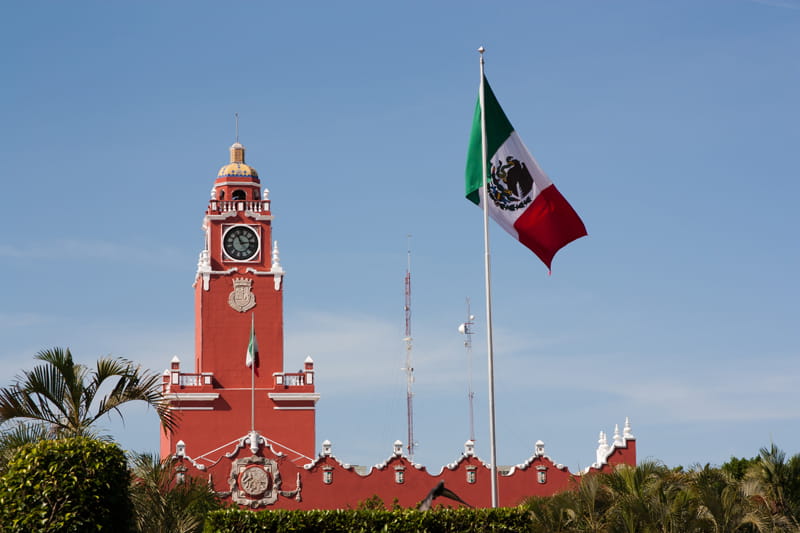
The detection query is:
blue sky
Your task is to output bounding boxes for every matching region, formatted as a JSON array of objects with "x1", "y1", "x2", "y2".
[{"x1": 1, "y1": 0, "x2": 798, "y2": 473}]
